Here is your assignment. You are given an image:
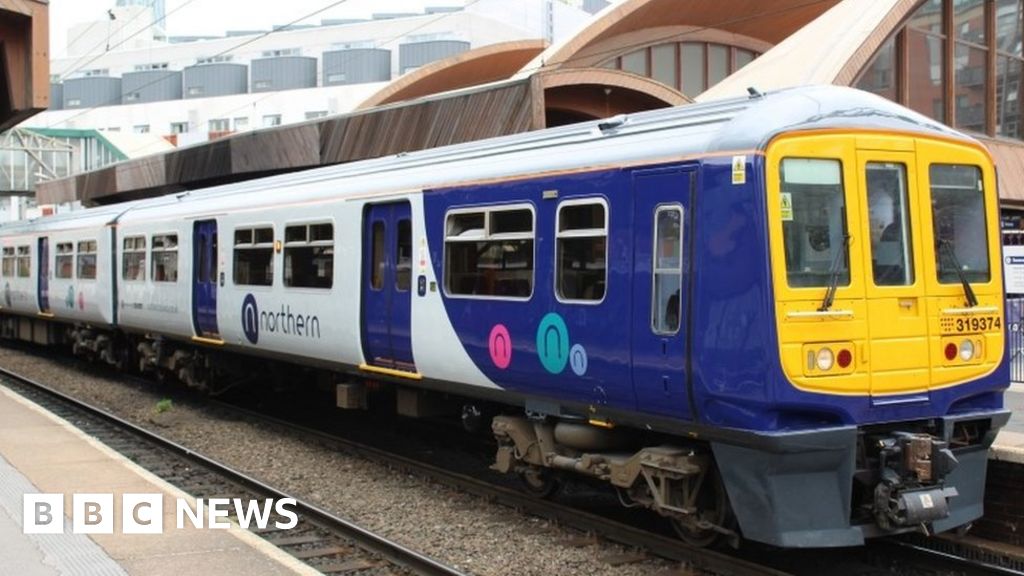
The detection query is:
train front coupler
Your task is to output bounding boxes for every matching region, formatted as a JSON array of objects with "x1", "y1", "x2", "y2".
[{"x1": 872, "y1": 432, "x2": 960, "y2": 532}]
